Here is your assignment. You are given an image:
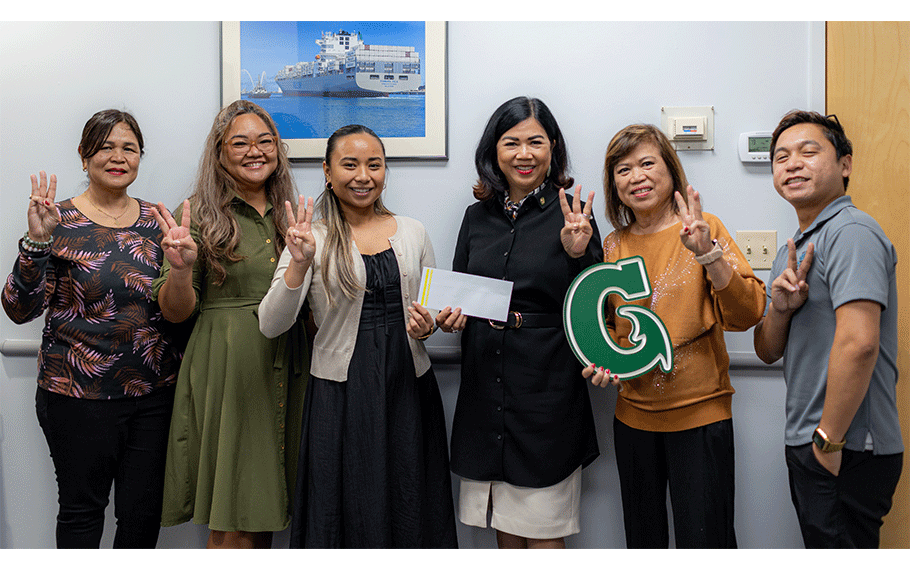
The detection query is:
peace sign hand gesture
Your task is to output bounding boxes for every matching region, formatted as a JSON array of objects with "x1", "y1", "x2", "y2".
[
  {"x1": 285, "y1": 196, "x2": 316, "y2": 265},
  {"x1": 675, "y1": 185, "x2": 713, "y2": 256},
  {"x1": 770, "y1": 238, "x2": 814, "y2": 314},
  {"x1": 27, "y1": 171, "x2": 61, "y2": 242},
  {"x1": 152, "y1": 200, "x2": 197, "y2": 271},
  {"x1": 559, "y1": 185, "x2": 596, "y2": 258}
]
